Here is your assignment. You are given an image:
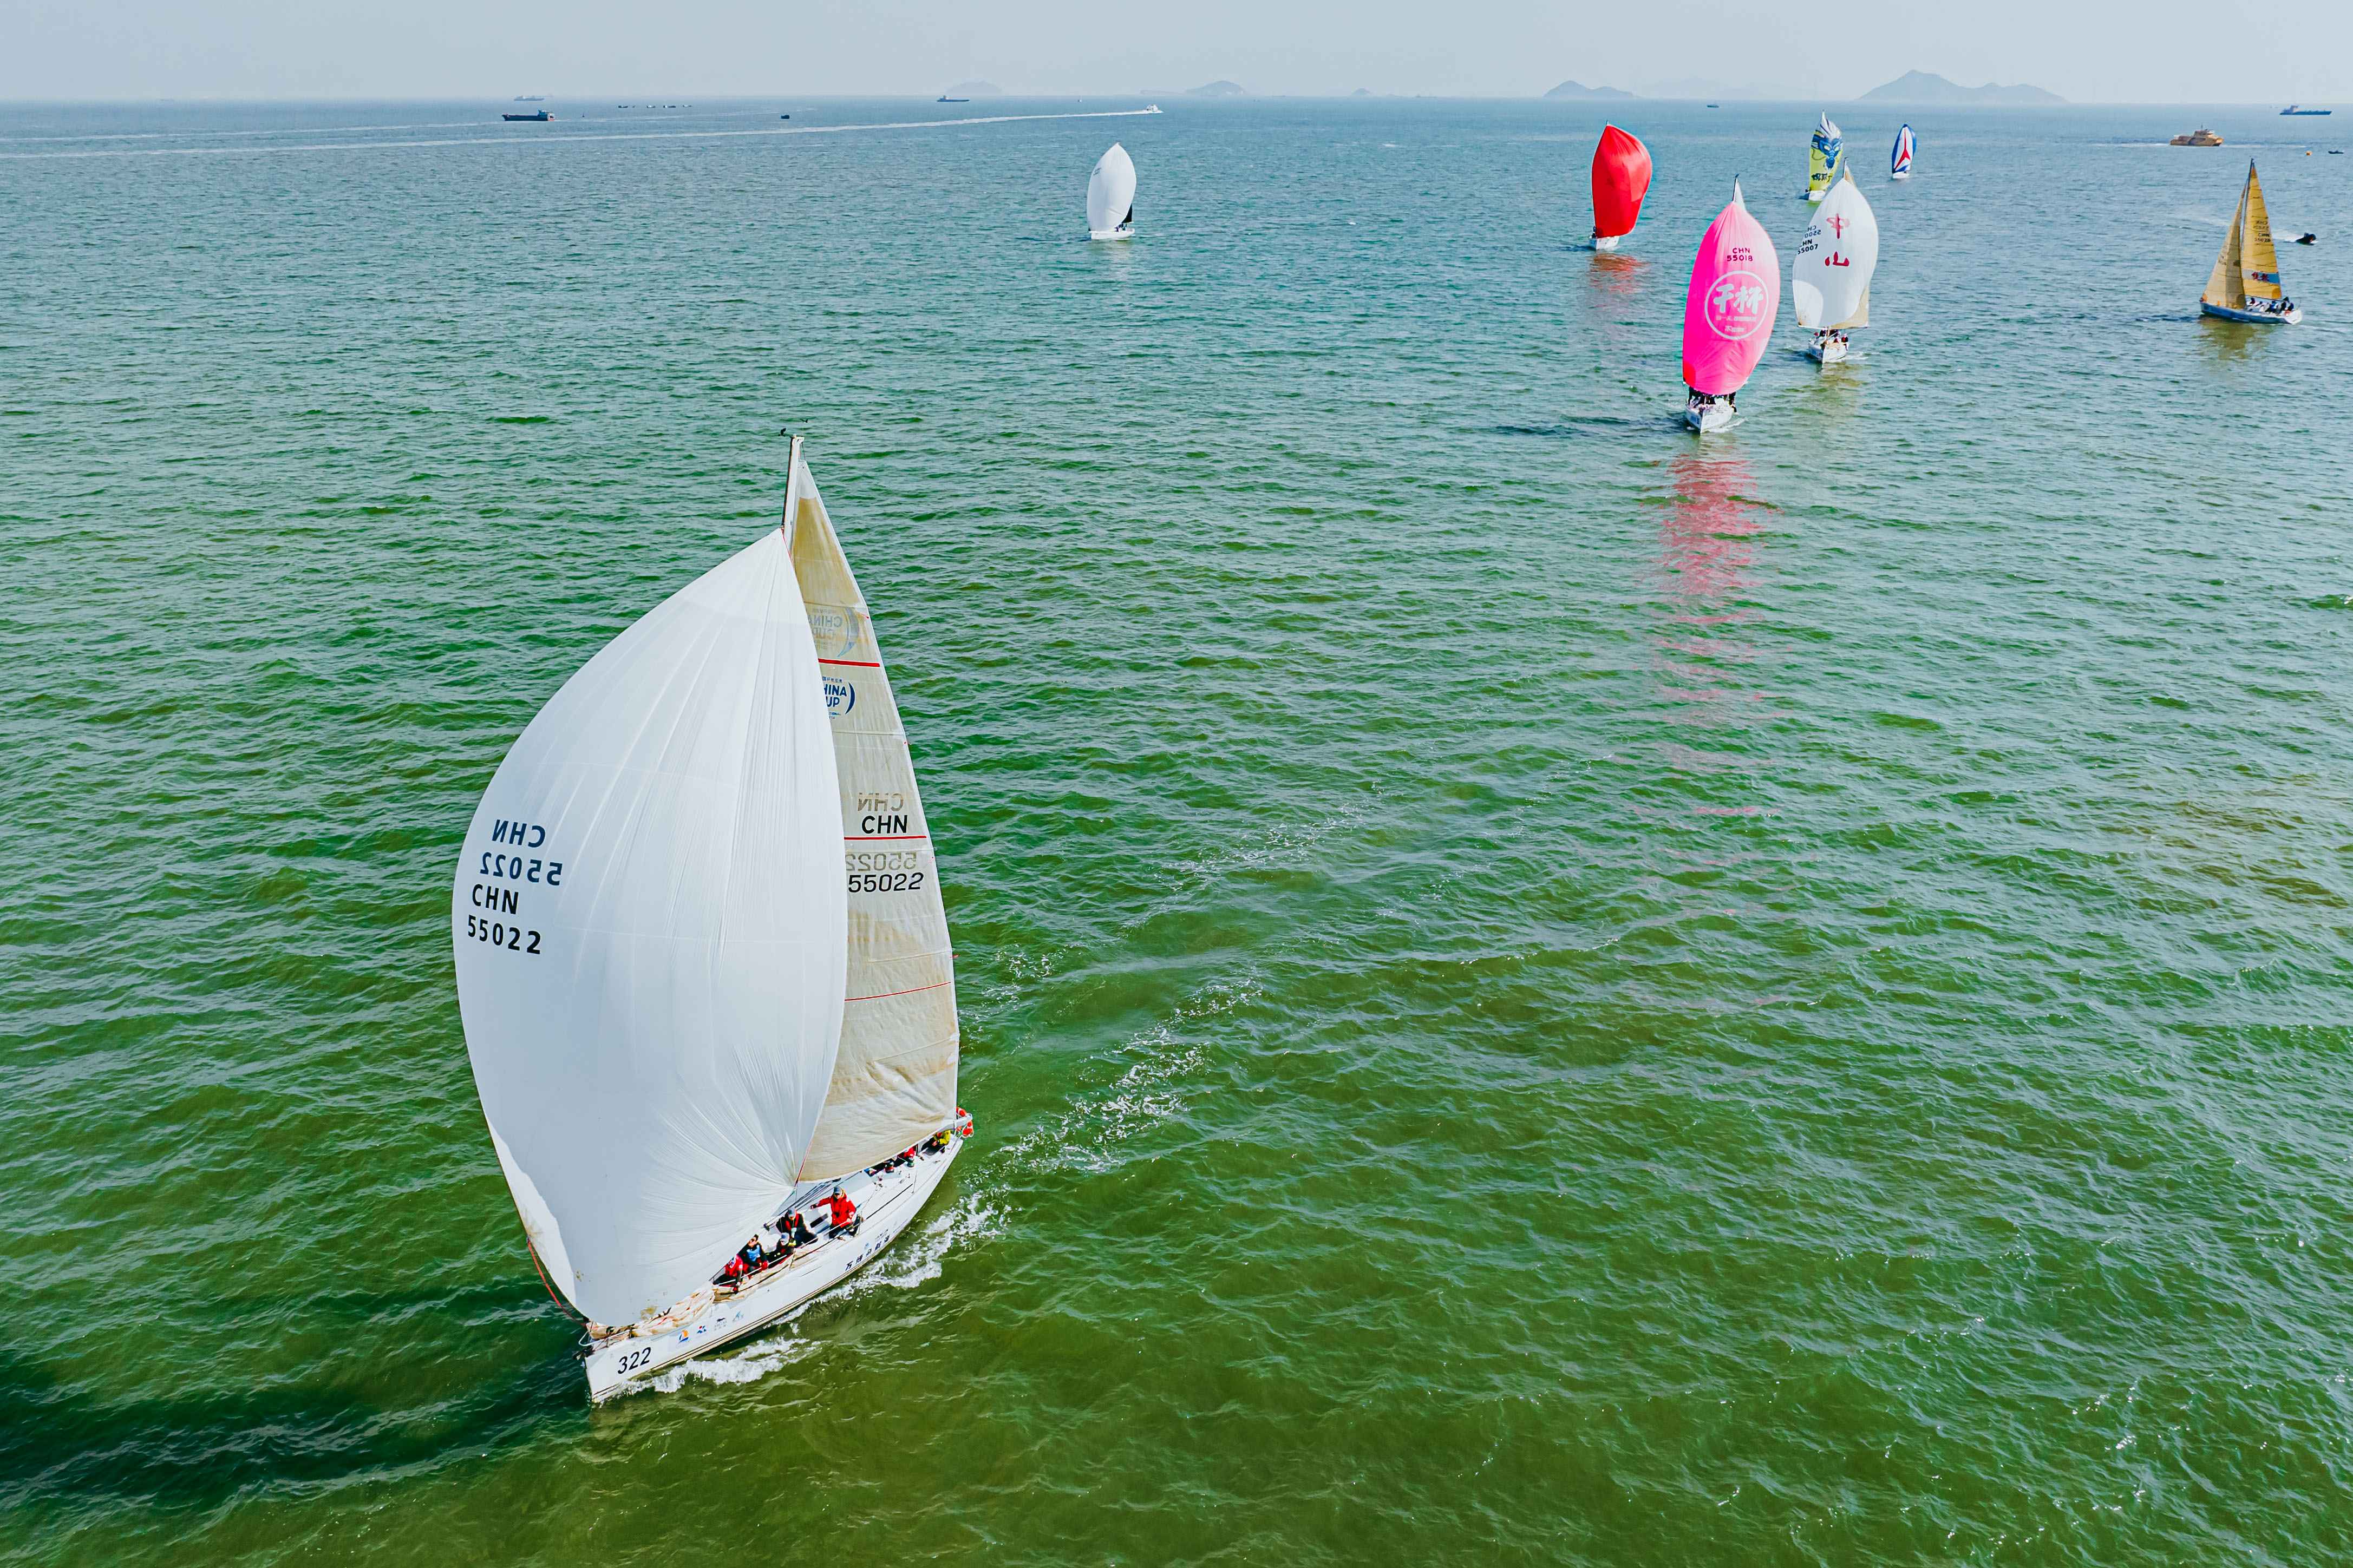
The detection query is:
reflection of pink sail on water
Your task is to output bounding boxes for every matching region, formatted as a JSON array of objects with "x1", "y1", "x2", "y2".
[{"x1": 1679, "y1": 182, "x2": 1781, "y2": 396}]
